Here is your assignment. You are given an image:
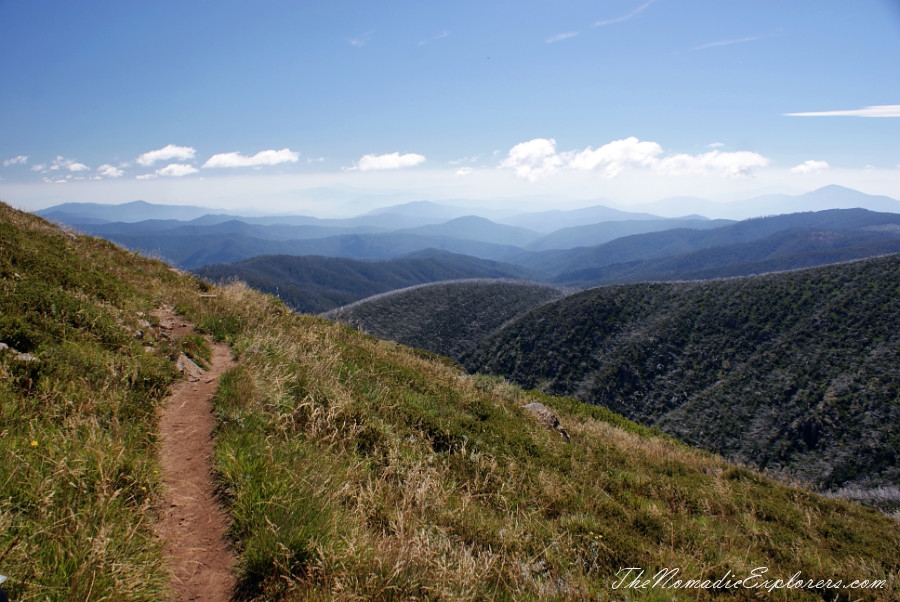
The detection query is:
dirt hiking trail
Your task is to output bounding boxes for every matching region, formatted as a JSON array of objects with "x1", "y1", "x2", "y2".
[{"x1": 155, "y1": 308, "x2": 236, "y2": 602}]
